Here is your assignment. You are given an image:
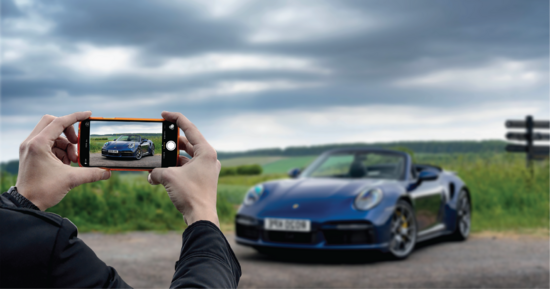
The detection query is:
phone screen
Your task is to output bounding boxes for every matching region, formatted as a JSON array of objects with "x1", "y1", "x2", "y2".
[{"x1": 79, "y1": 119, "x2": 179, "y2": 169}]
